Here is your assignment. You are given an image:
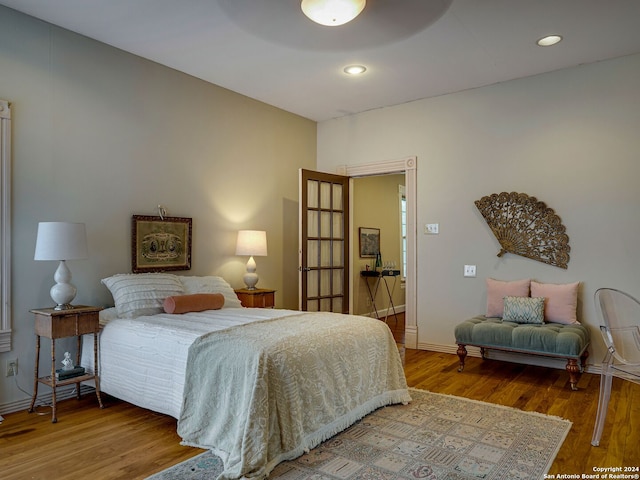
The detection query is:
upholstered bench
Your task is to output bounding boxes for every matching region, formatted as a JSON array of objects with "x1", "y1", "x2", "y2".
[{"x1": 455, "y1": 315, "x2": 590, "y2": 390}]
